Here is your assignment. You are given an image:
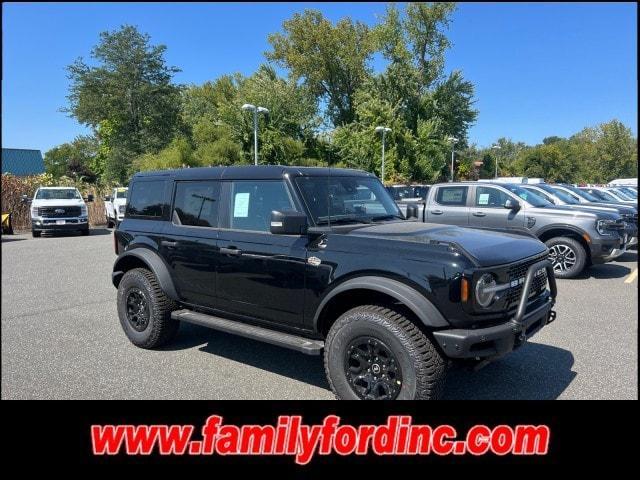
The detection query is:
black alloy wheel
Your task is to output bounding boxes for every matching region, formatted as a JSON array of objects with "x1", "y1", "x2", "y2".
[
  {"x1": 344, "y1": 336, "x2": 403, "y2": 400},
  {"x1": 126, "y1": 288, "x2": 149, "y2": 332}
]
